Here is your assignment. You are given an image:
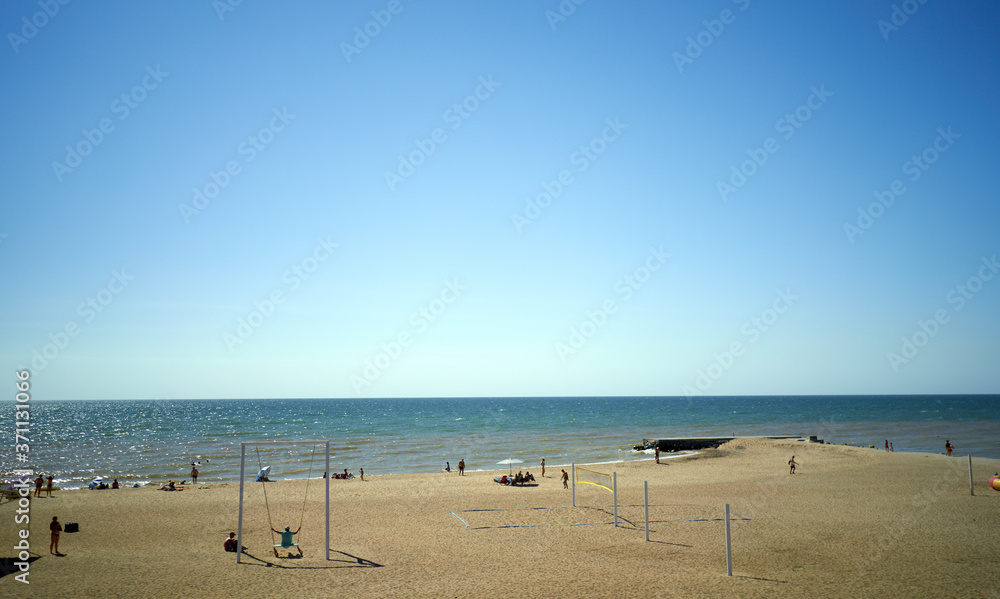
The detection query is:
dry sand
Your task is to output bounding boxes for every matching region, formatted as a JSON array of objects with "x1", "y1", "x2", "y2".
[{"x1": 4, "y1": 438, "x2": 999, "y2": 598}]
